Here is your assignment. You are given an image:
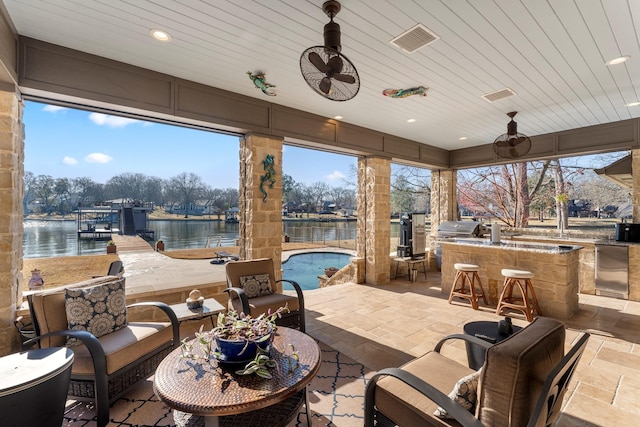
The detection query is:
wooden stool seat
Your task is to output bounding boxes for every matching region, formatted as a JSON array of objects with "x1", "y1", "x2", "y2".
[
  {"x1": 501, "y1": 268, "x2": 534, "y2": 279},
  {"x1": 496, "y1": 269, "x2": 542, "y2": 321},
  {"x1": 453, "y1": 263, "x2": 480, "y2": 272},
  {"x1": 448, "y1": 263, "x2": 487, "y2": 310}
]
